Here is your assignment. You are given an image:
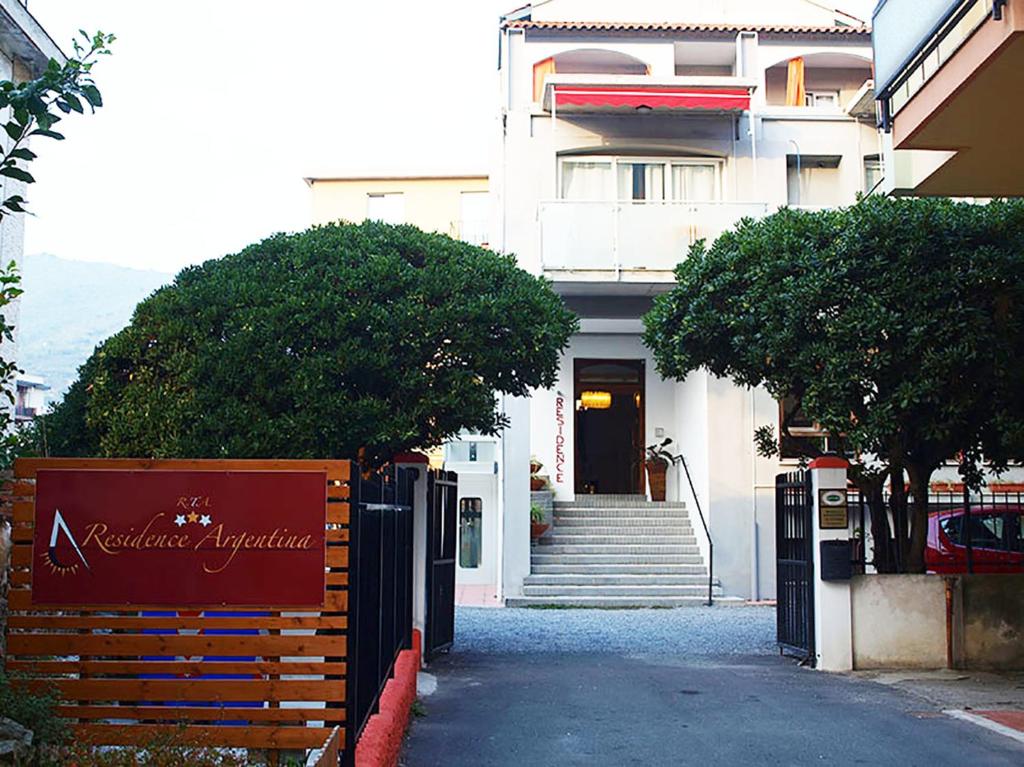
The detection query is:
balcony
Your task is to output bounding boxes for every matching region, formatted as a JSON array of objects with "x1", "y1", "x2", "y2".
[
  {"x1": 537, "y1": 201, "x2": 772, "y2": 281},
  {"x1": 874, "y1": 0, "x2": 1024, "y2": 196}
]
